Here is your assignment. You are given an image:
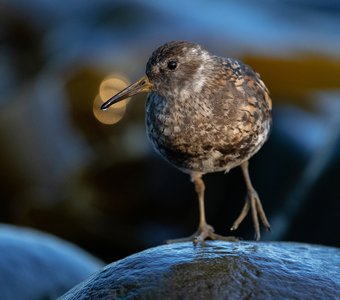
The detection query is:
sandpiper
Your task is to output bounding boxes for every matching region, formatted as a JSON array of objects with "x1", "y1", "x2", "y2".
[{"x1": 102, "y1": 41, "x2": 272, "y2": 242}]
